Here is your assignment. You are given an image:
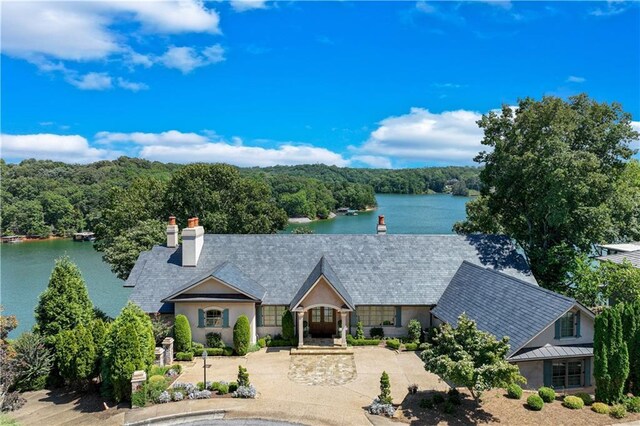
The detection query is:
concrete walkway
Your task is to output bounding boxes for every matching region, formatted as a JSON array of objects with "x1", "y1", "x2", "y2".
[{"x1": 8, "y1": 347, "x2": 445, "y2": 426}]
